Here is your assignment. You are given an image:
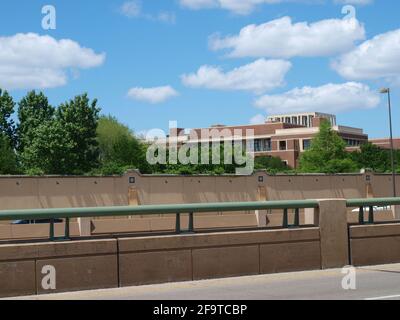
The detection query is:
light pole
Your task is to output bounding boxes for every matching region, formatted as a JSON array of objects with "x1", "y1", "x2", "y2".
[{"x1": 380, "y1": 88, "x2": 396, "y2": 197}]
